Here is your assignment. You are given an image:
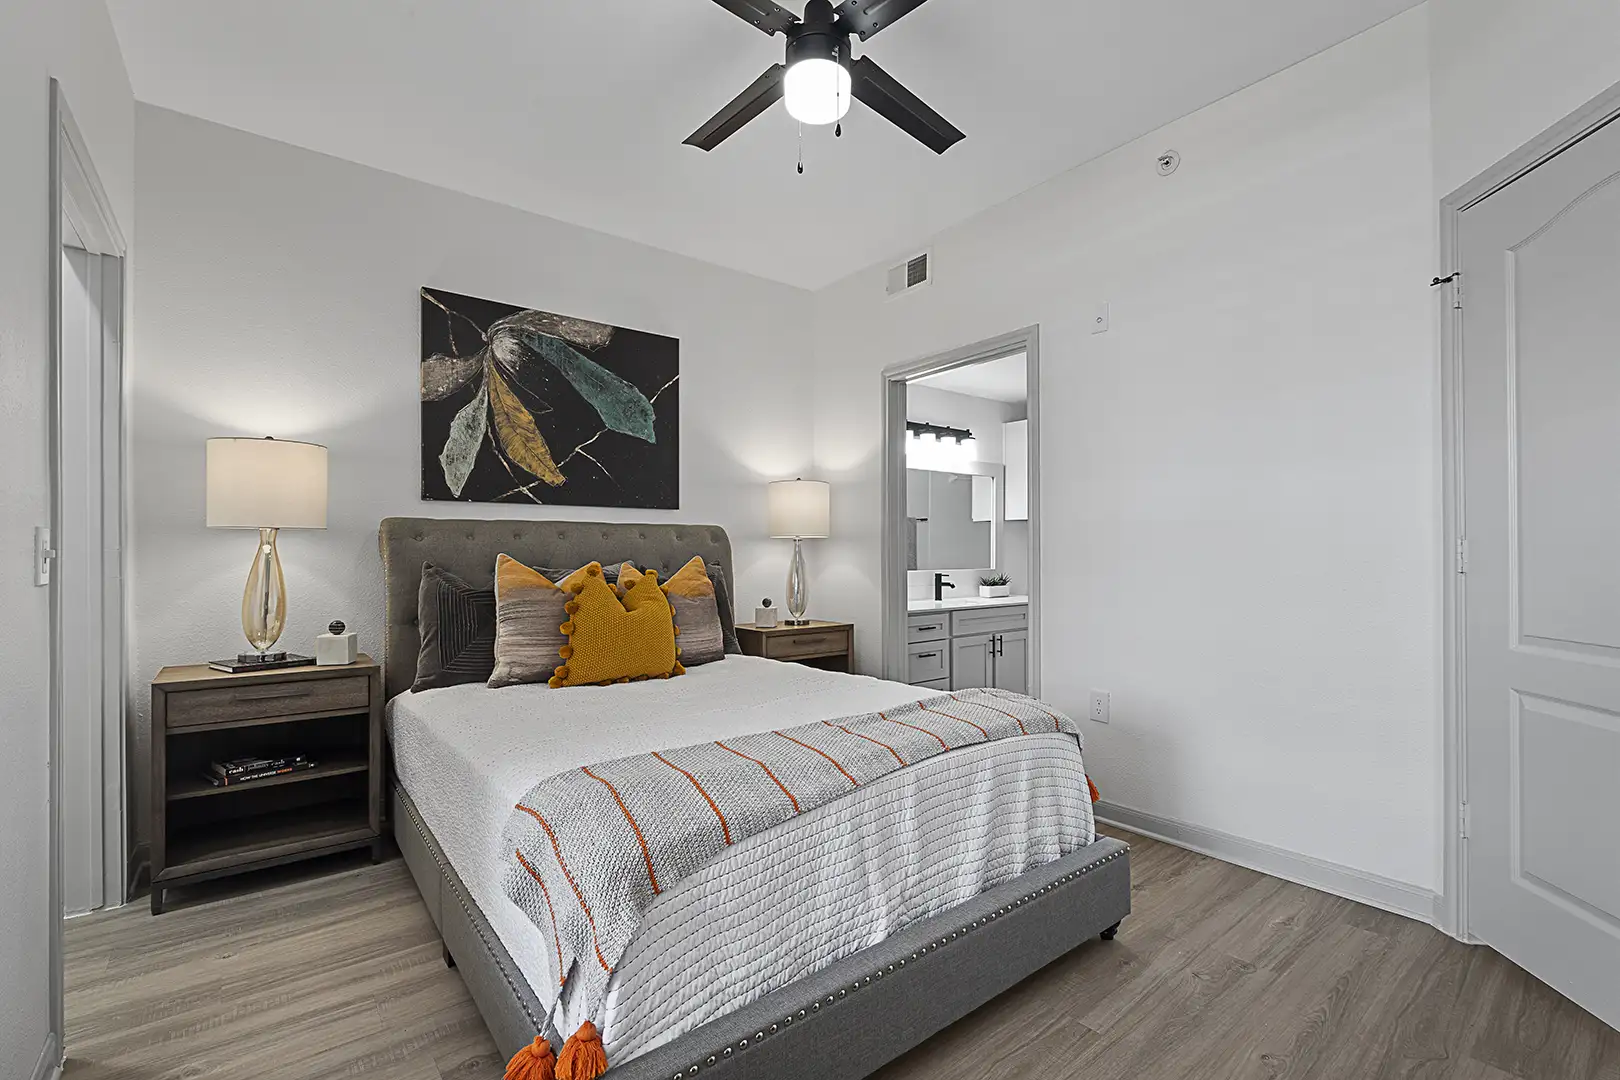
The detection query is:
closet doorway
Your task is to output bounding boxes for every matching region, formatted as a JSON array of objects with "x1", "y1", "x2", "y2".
[
  {"x1": 880, "y1": 329, "x2": 1040, "y2": 696},
  {"x1": 48, "y1": 77, "x2": 130, "y2": 1072}
]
